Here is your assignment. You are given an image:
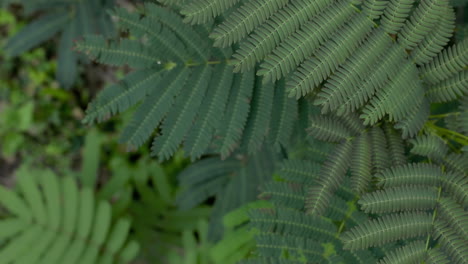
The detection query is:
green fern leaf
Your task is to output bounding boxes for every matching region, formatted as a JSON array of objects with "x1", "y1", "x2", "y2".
[
  {"x1": 269, "y1": 81, "x2": 298, "y2": 150},
  {"x1": 378, "y1": 240, "x2": 427, "y2": 264},
  {"x1": 209, "y1": 0, "x2": 289, "y2": 48},
  {"x1": 119, "y1": 68, "x2": 190, "y2": 149},
  {"x1": 287, "y1": 13, "x2": 374, "y2": 99},
  {"x1": 380, "y1": 0, "x2": 416, "y2": 34},
  {"x1": 395, "y1": 98, "x2": 430, "y2": 138},
  {"x1": 306, "y1": 140, "x2": 352, "y2": 215},
  {"x1": 315, "y1": 29, "x2": 392, "y2": 113},
  {"x1": 277, "y1": 160, "x2": 321, "y2": 185},
  {"x1": 409, "y1": 133, "x2": 448, "y2": 161},
  {"x1": 308, "y1": 115, "x2": 352, "y2": 143},
  {"x1": 180, "y1": 0, "x2": 240, "y2": 25},
  {"x1": 443, "y1": 152, "x2": 468, "y2": 175},
  {"x1": 383, "y1": 123, "x2": 407, "y2": 166},
  {"x1": 249, "y1": 208, "x2": 337, "y2": 242},
  {"x1": 411, "y1": 5, "x2": 455, "y2": 65},
  {"x1": 361, "y1": 62, "x2": 423, "y2": 125},
  {"x1": 358, "y1": 186, "x2": 439, "y2": 213},
  {"x1": 437, "y1": 197, "x2": 468, "y2": 240},
  {"x1": 260, "y1": 182, "x2": 307, "y2": 211},
  {"x1": 362, "y1": 0, "x2": 389, "y2": 19},
  {"x1": 75, "y1": 35, "x2": 160, "y2": 68},
  {"x1": 231, "y1": 0, "x2": 334, "y2": 72},
  {"x1": 257, "y1": 0, "x2": 356, "y2": 83},
  {"x1": 432, "y1": 219, "x2": 468, "y2": 264},
  {"x1": 398, "y1": 0, "x2": 448, "y2": 50},
  {"x1": 335, "y1": 44, "x2": 407, "y2": 116},
  {"x1": 146, "y1": 4, "x2": 211, "y2": 60},
  {"x1": 152, "y1": 66, "x2": 212, "y2": 160},
  {"x1": 218, "y1": 71, "x2": 255, "y2": 159},
  {"x1": 241, "y1": 80, "x2": 275, "y2": 154},
  {"x1": 376, "y1": 163, "x2": 444, "y2": 188},
  {"x1": 255, "y1": 233, "x2": 326, "y2": 262},
  {"x1": 83, "y1": 68, "x2": 164, "y2": 124},
  {"x1": 111, "y1": 7, "x2": 188, "y2": 61},
  {"x1": 184, "y1": 64, "x2": 235, "y2": 160},
  {"x1": 342, "y1": 212, "x2": 433, "y2": 250},
  {"x1": 350, "y1": 132, "x2": 372, "y2": 194},
  {"x1": 425, "y1": 247, "x2": 451, "y2": 264},
  {"x1": 370, "y1": 126, "x2": 391, "y2": 174},
  {"x1": 426, "y1": 70, "x2": 468, "y2": 103},
  {"x1": 420, "y1": 39, "x2": 468, "y2": 84}
]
